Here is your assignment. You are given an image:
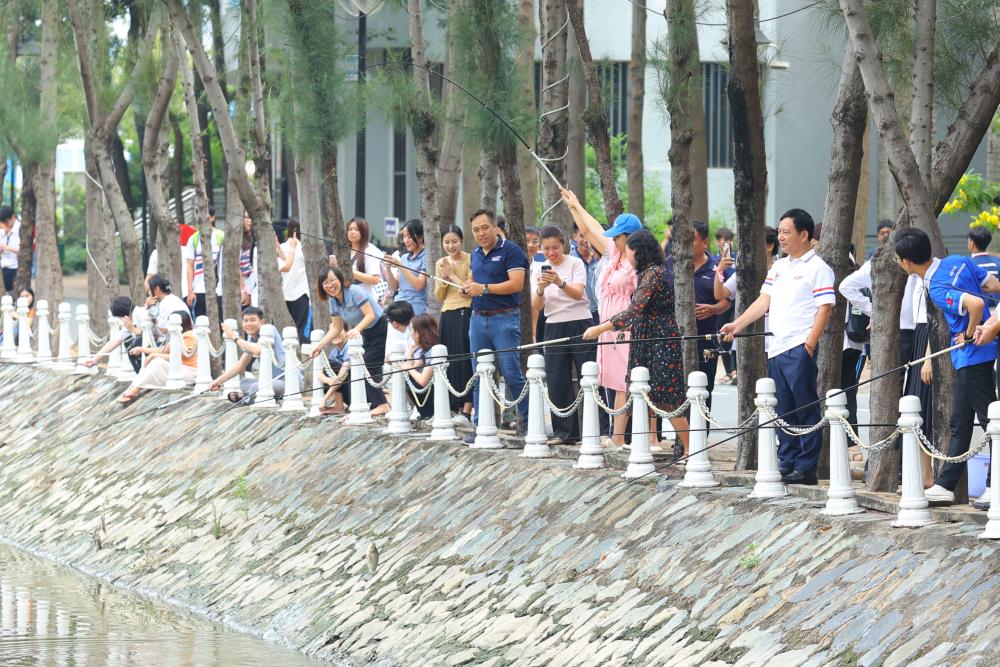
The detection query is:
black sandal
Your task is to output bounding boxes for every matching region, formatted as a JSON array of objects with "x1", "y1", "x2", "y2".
[{"x1": 227, "y1": 391, "x2": 245, "y2": 404}]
